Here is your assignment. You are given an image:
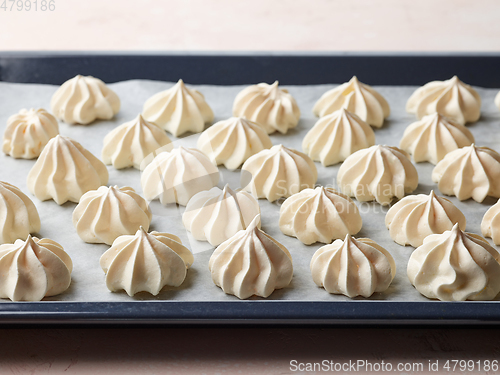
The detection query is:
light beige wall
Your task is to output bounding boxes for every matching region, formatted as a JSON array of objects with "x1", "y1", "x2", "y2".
[{"x1": 0, "y1": 0, "x2": 499, "y2": 51}]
